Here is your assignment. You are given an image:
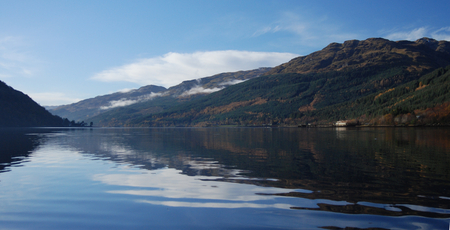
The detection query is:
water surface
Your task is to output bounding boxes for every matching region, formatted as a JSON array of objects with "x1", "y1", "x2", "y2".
[{"x1": 0, "y1": 127, "x2": 449, "y2": 229}]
